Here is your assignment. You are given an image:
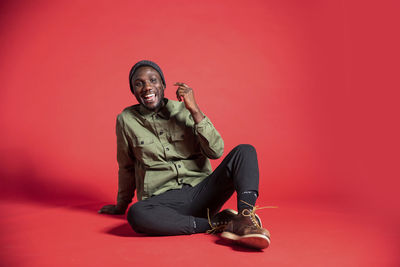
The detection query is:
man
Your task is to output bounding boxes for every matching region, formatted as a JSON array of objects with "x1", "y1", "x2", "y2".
[{"x1": 99, "y1": 60, "x2": 271, "y2": 250}]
